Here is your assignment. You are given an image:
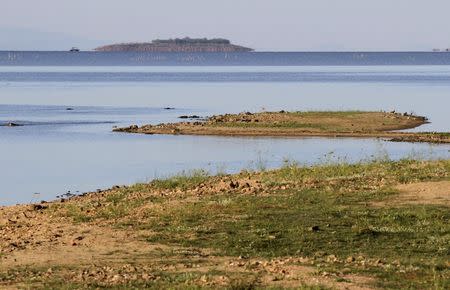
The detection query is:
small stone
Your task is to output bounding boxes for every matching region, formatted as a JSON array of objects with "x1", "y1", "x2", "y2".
[
  {"x1": 342, "y1": 267, "x2": 352, "y2": 274},
  {"x1": 32, "y1": 204, "x2": 48, "y2": 211},
  {"x1": 6, "y1": 122, "x2": 22, "y2": 127},
  {"x1": 346, "y1": 256, "x2": 355, "y2": 263},
  {"x1": 374, "y1": 259, "x2": 383, "y2": 265},
  {"x1": 327, "y1": 254, "x2": 338, "y2": 263},
  {"x1": 314, "y1": 251, "x2": 326, "y2": 258},
  {"x1": 229, "y1": 181, "x2": 239, "y2": 189},
  {"x1": 309, "y1": 225, "x2": 320, "y2": 232}
]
